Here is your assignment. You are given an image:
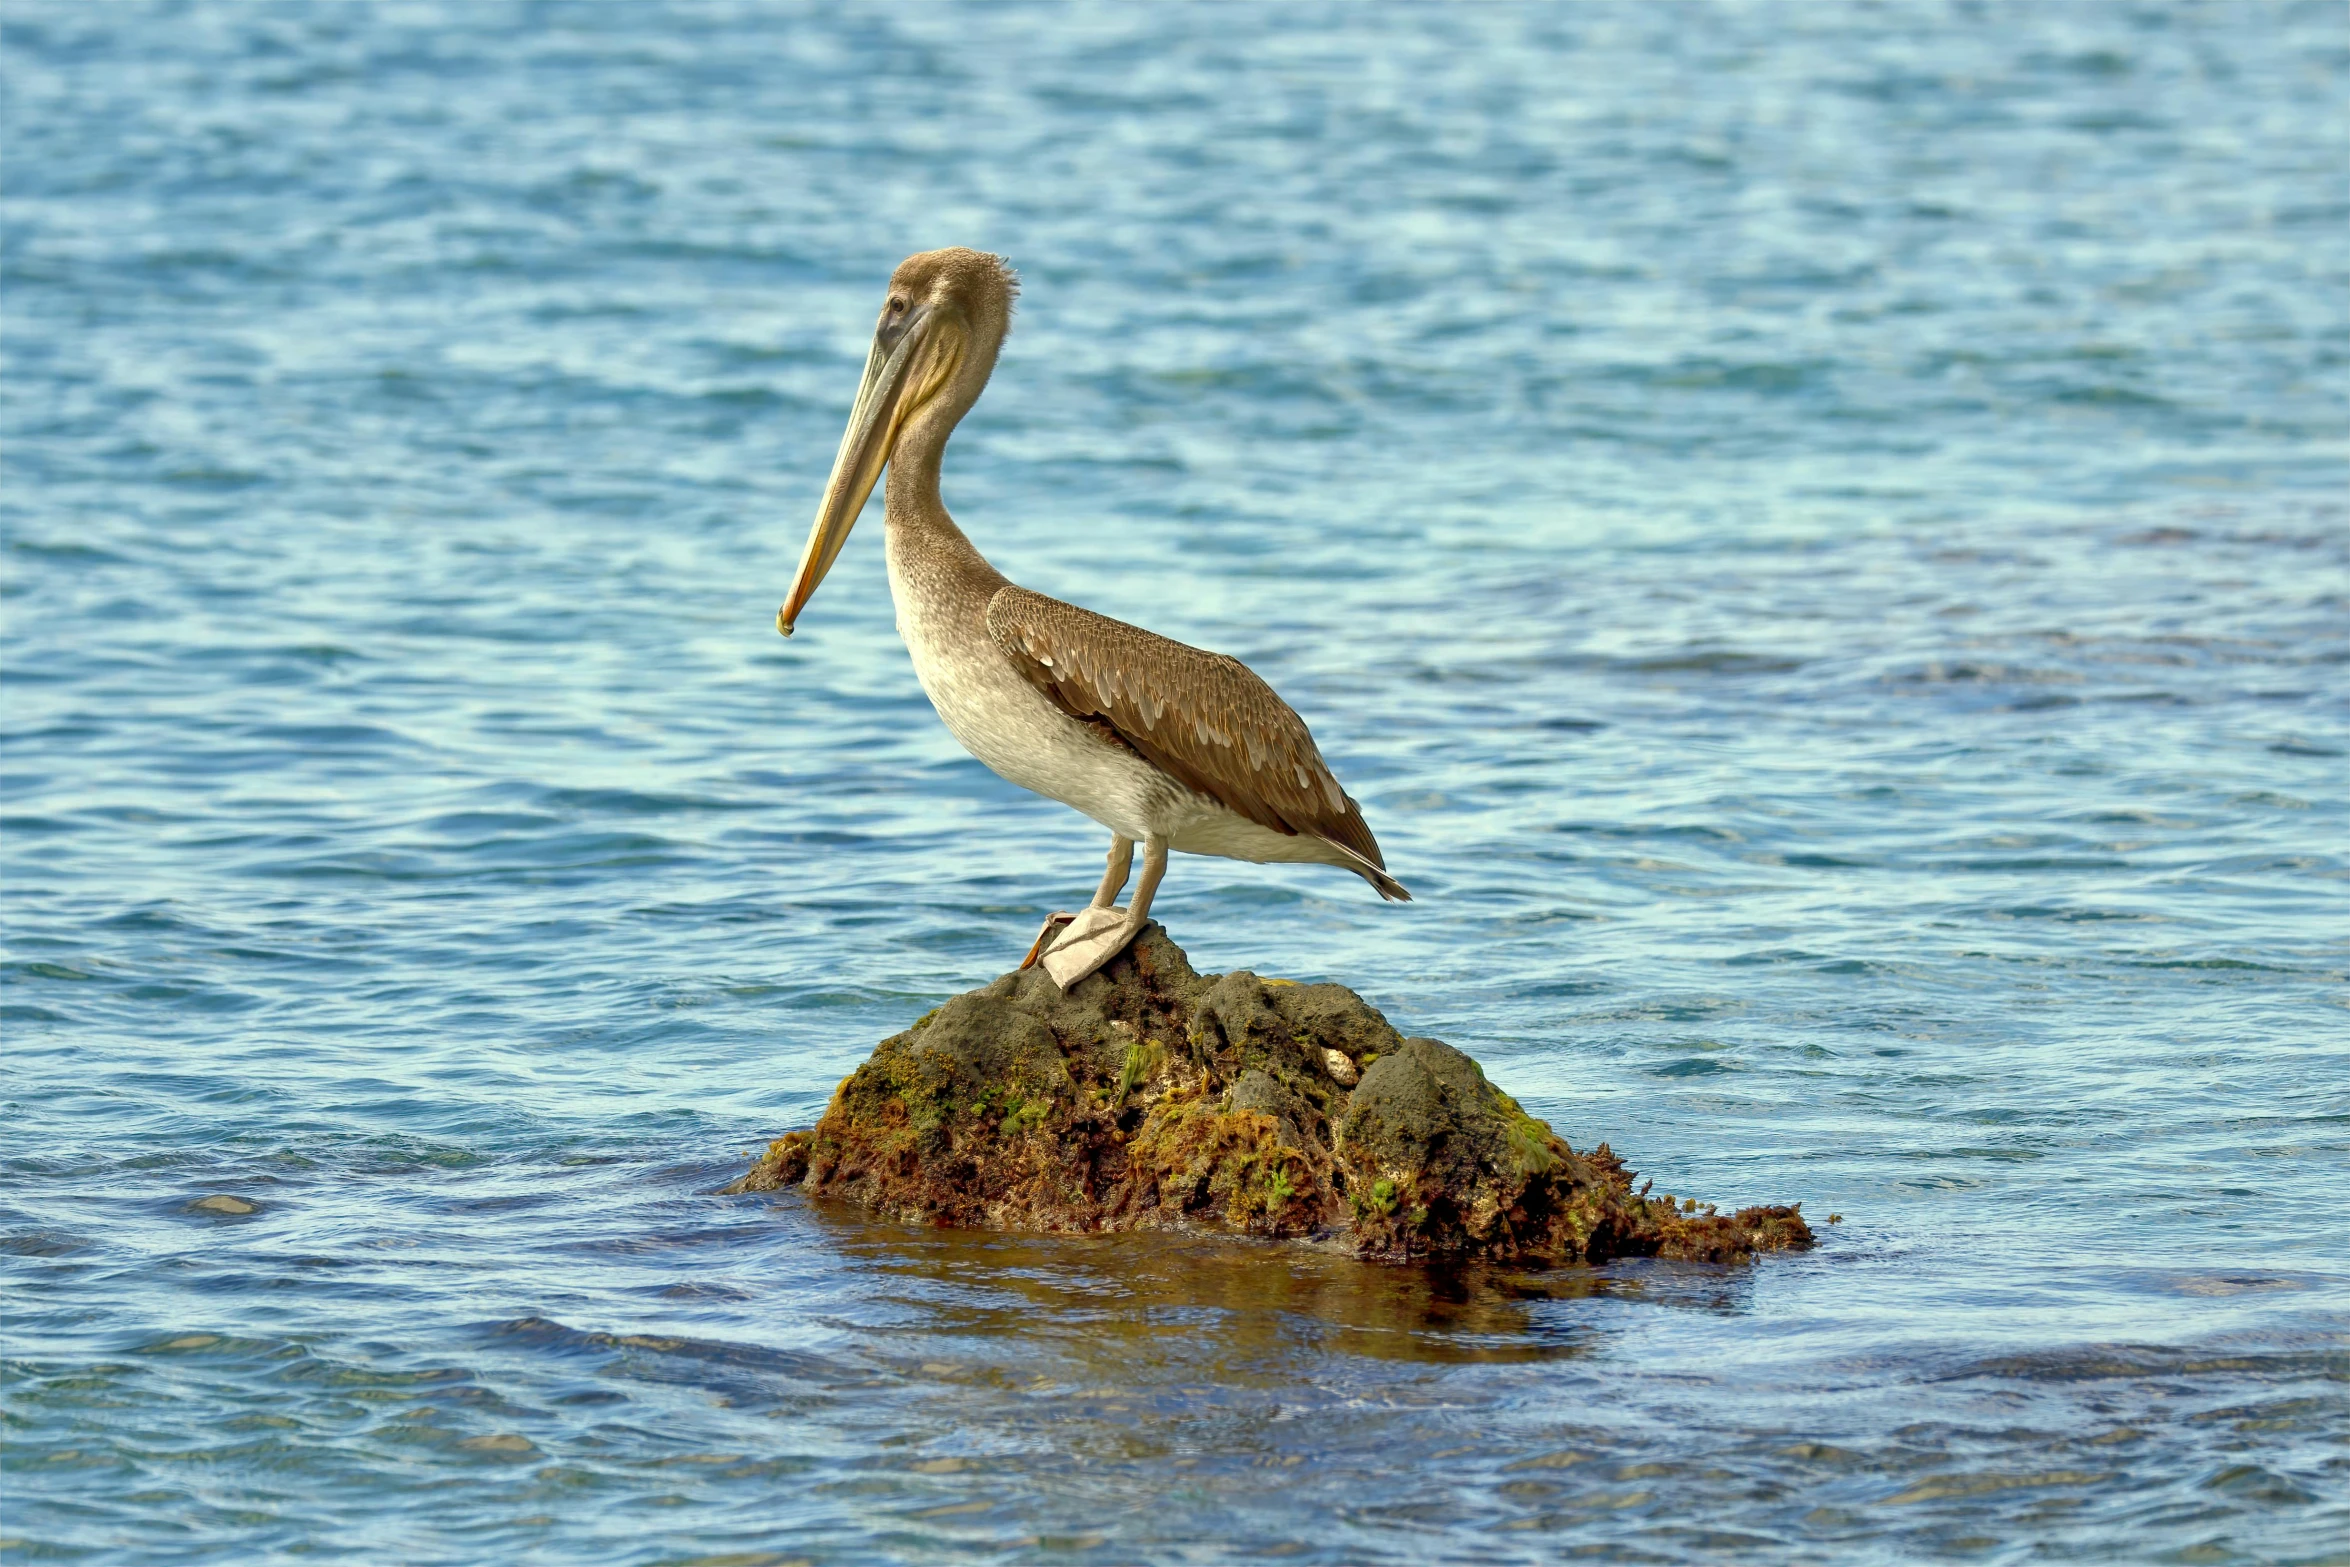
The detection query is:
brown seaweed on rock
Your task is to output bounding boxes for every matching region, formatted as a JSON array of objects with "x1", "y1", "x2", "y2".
[{"x1": 725, "y1": 926, "x2": 1811, "y2": 1265}]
